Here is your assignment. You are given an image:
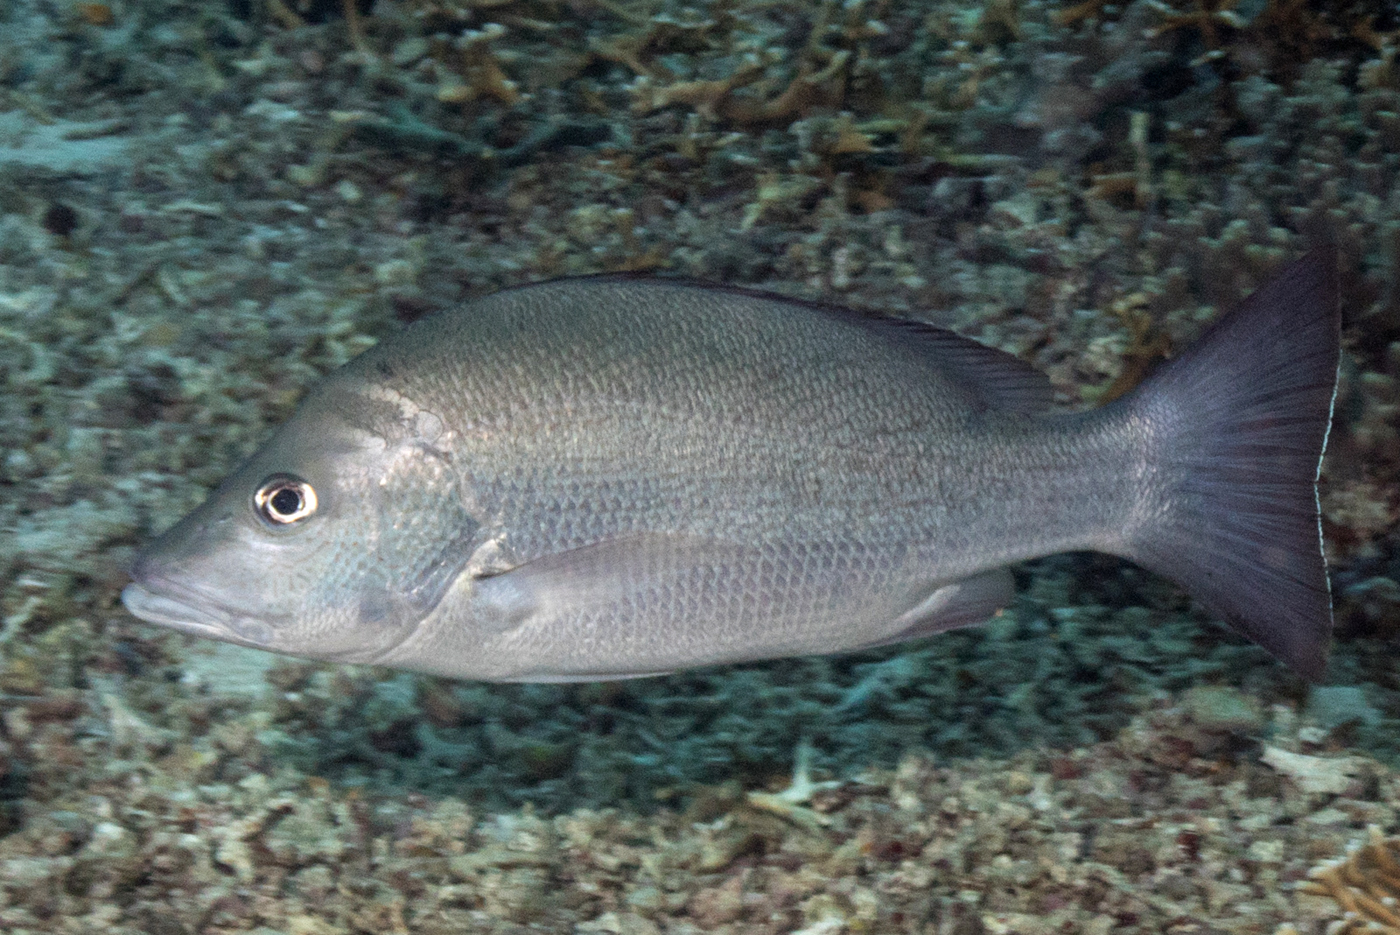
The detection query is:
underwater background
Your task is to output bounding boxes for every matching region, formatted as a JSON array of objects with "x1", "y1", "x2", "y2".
[{"x1": 1, "y1": 0, "x2": 1399, "y2": 931}]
